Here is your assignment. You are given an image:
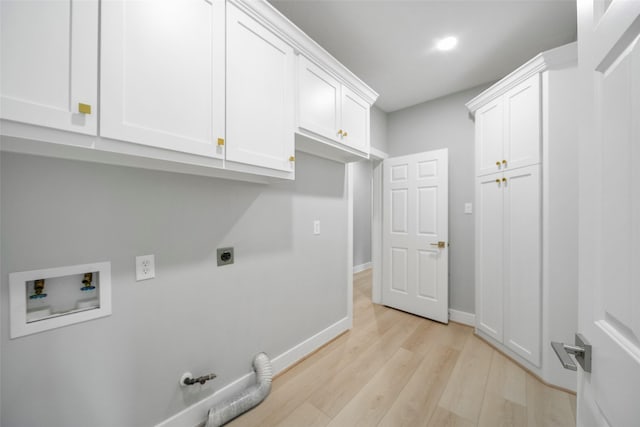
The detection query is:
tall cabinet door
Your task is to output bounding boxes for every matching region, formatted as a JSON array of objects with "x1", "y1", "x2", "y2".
[
  {"x1": 226, "y1": 2, "x2": 295, "y2": 171},
  {"x1": 101, "y1": 0, "x2": 224, "y2": 158},
  {"x1": 476, "y1": 174, "x2": 505, "y2": 341},
  {"x1": 503, "y1": 165, "x2": 541, "y2": 366},
  {"x1": 475, "y1": 98, "x2": 504, "y2": 176},
  {"x1": 340, "y1": 86, "x2": 369, "y2": 153},
  {"x1": 297, "y1": 56, "x2": 341, "y2": 142},
  {"x1": 0, "y1": 0, "x2": 98, "y2": 135},
  {"x1": 504, "y1": 74, "x2": 541, "y2": 170}
]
